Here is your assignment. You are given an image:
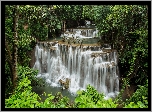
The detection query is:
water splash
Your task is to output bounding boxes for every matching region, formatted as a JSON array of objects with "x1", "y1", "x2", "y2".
[{"x1": 33, "y1": 42, "x2": 119, "y2": 99}]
